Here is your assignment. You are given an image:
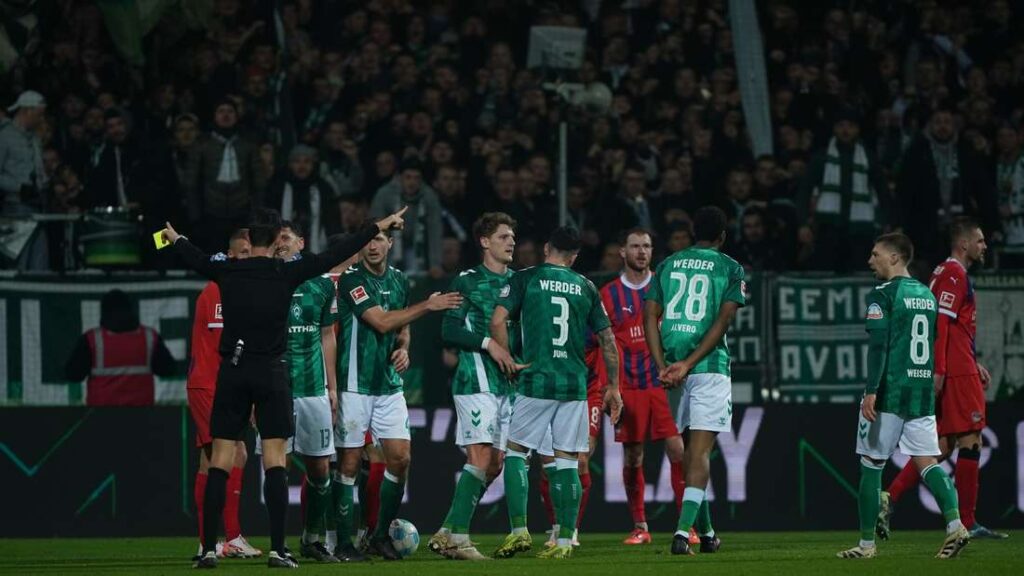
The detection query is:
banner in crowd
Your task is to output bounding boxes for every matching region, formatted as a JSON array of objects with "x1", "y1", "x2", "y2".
[
  {"x1": 2, "y1": 405, "x2": 1020, "y2": 537},
  {"x1": 774, "y1": 274, "x2": 1024, "y2": 402}
]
